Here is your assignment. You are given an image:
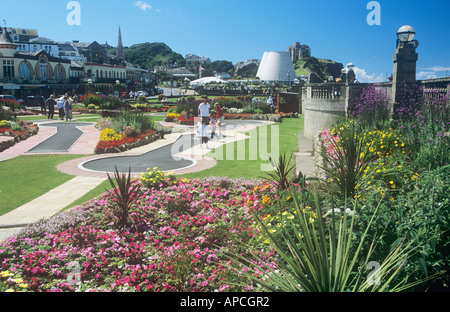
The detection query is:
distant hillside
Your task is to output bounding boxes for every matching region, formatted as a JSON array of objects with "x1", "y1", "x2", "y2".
[
  {"x1": 111, "y1": 42, "x2": 185, "y2": 69},
  {"x1": 295, "y1": 57, "x2": 344, "y2": 82}
]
